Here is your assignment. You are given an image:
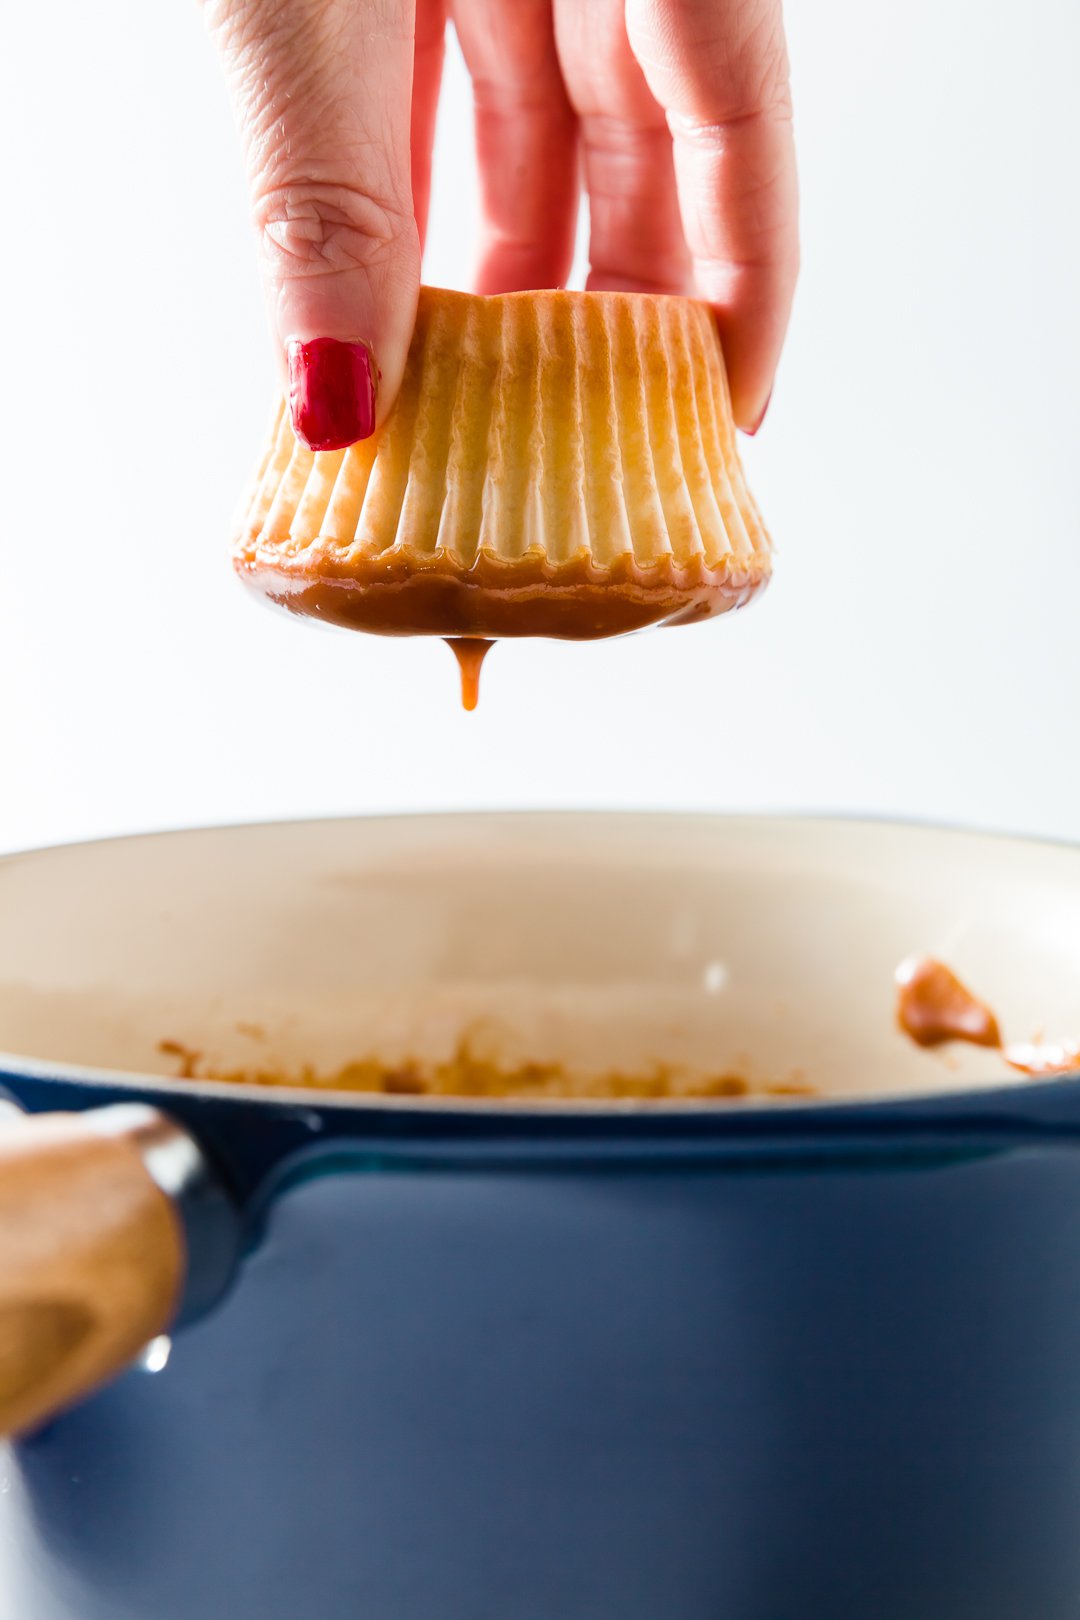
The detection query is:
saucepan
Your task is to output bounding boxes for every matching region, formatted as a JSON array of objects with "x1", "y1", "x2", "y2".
[{"x1": 3, "y1": 812, "x2": 1080, "y2": 1620}]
